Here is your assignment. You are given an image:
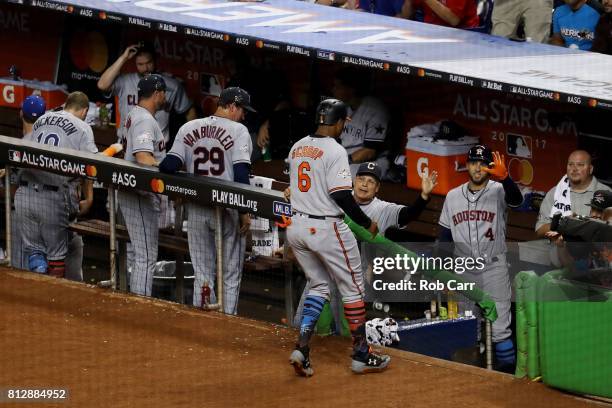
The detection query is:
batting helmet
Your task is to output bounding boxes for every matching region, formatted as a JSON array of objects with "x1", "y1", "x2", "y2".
[
  {"x1": 315, "y1": 98, "x2": 348, "y2": 126},
  {"x1": 21, "y1": 95, "x2": 46, "y2": 122},
  {"x1": 467, "y1": 144, "x2": 493, "y2": 164}
]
